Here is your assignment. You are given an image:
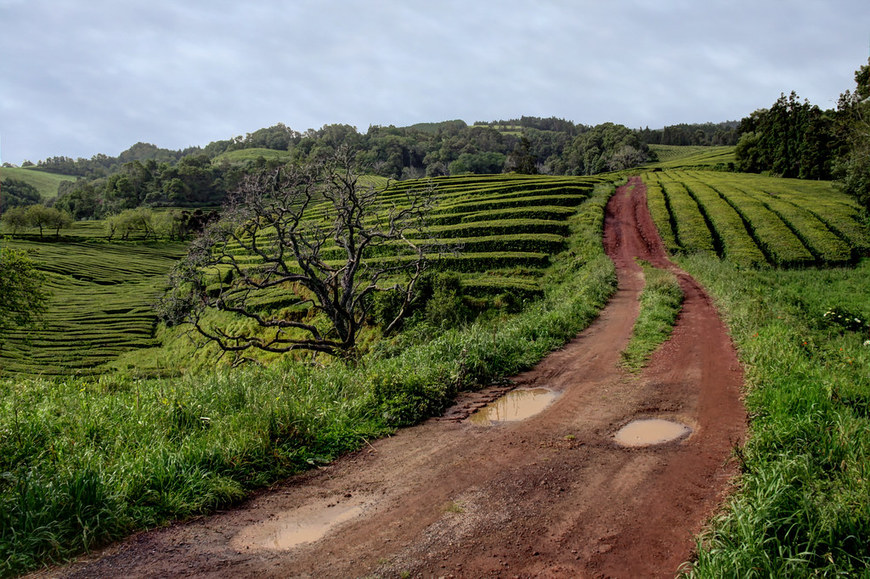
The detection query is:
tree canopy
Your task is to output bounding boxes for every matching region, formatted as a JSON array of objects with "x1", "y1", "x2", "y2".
[{"x1": 0, "y1": 245, "x2": 49, "y2": 342}]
